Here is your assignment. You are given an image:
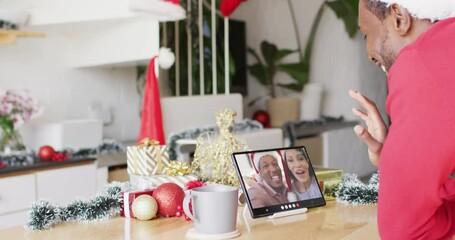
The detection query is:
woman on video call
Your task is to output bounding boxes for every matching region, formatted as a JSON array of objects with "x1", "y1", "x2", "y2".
[{"x1": 283, "y1": 148, "x2": 322, "y2": 200}]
